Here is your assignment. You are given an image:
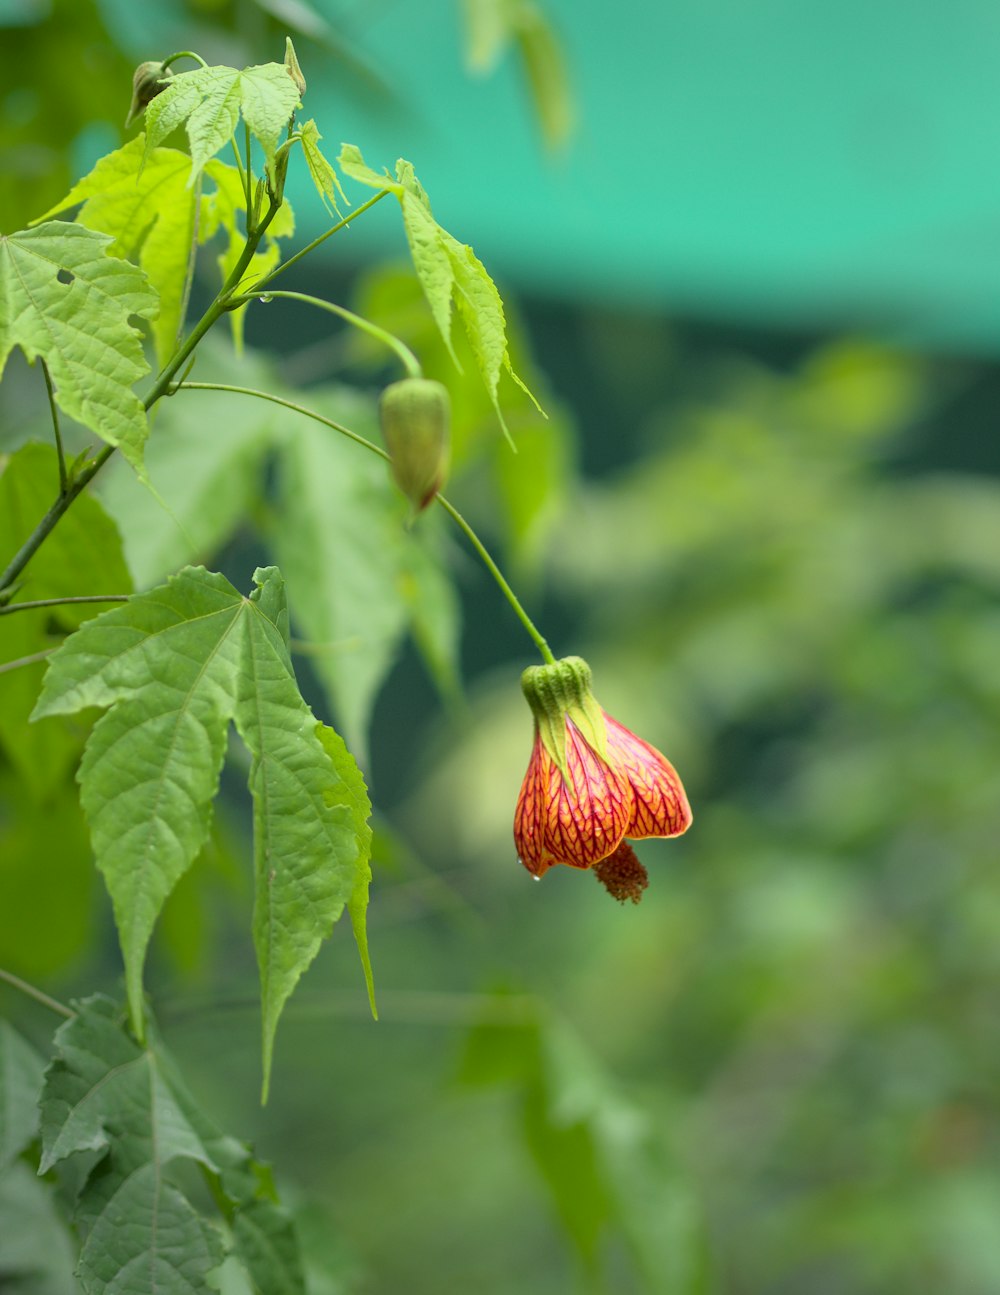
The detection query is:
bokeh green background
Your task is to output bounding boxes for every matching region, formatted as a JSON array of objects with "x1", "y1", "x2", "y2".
[{"x1": 2, "y1": 3, "x2": 1000, "y2": 1292}]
